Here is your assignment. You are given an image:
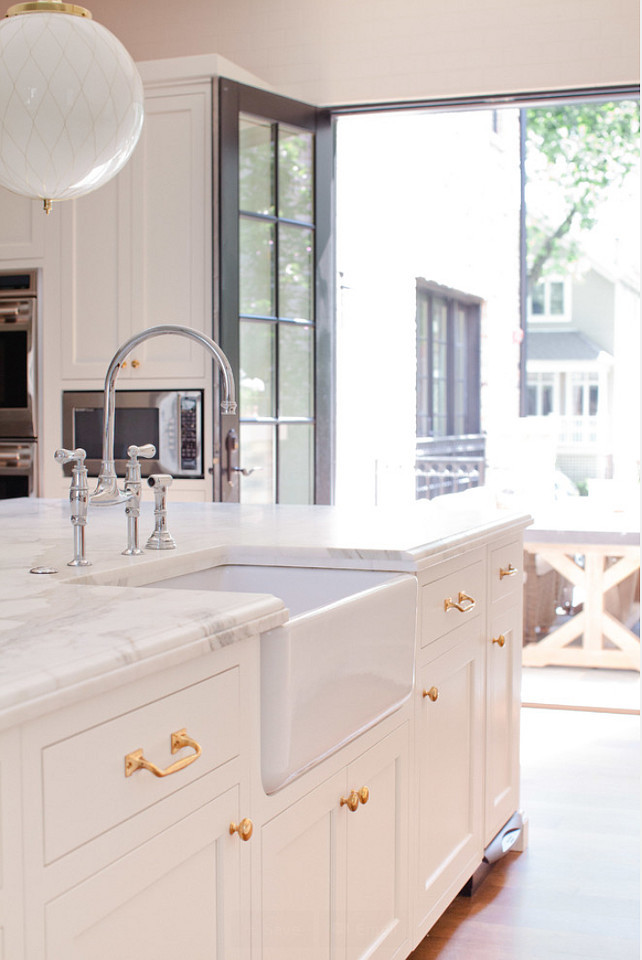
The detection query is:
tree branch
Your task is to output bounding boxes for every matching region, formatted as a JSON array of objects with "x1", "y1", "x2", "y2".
[{"x1": 528, "y1": 192, "x2": 588, "y2": 287}]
